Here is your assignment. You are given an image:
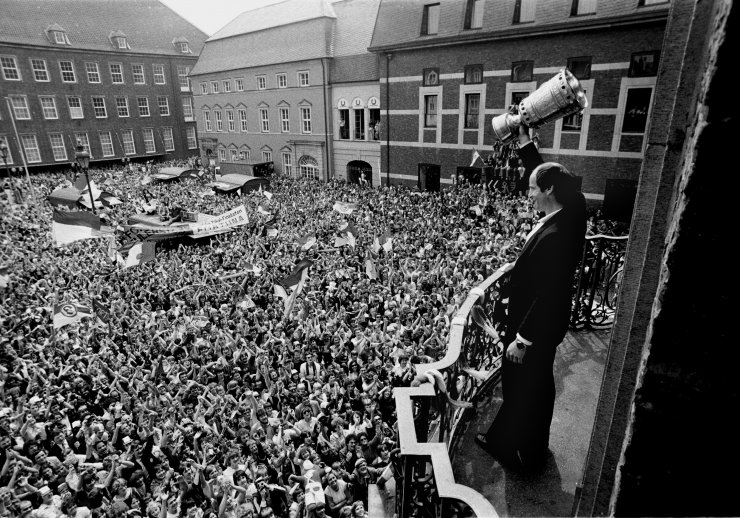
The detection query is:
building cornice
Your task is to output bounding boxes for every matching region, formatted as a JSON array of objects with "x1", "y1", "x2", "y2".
[
  {"x1": 368, "y1": 10, "x2": 668, "y2": 54},
  {"x1": 0, "y1": 41, "x2": 199, "y2": 60}
]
